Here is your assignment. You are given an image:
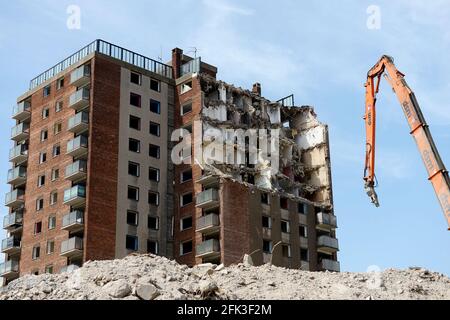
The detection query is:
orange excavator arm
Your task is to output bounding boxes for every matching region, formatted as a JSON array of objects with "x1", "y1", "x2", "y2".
[{"x1": 364, "y1": 55, "x2": 450, "y2": 230}]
